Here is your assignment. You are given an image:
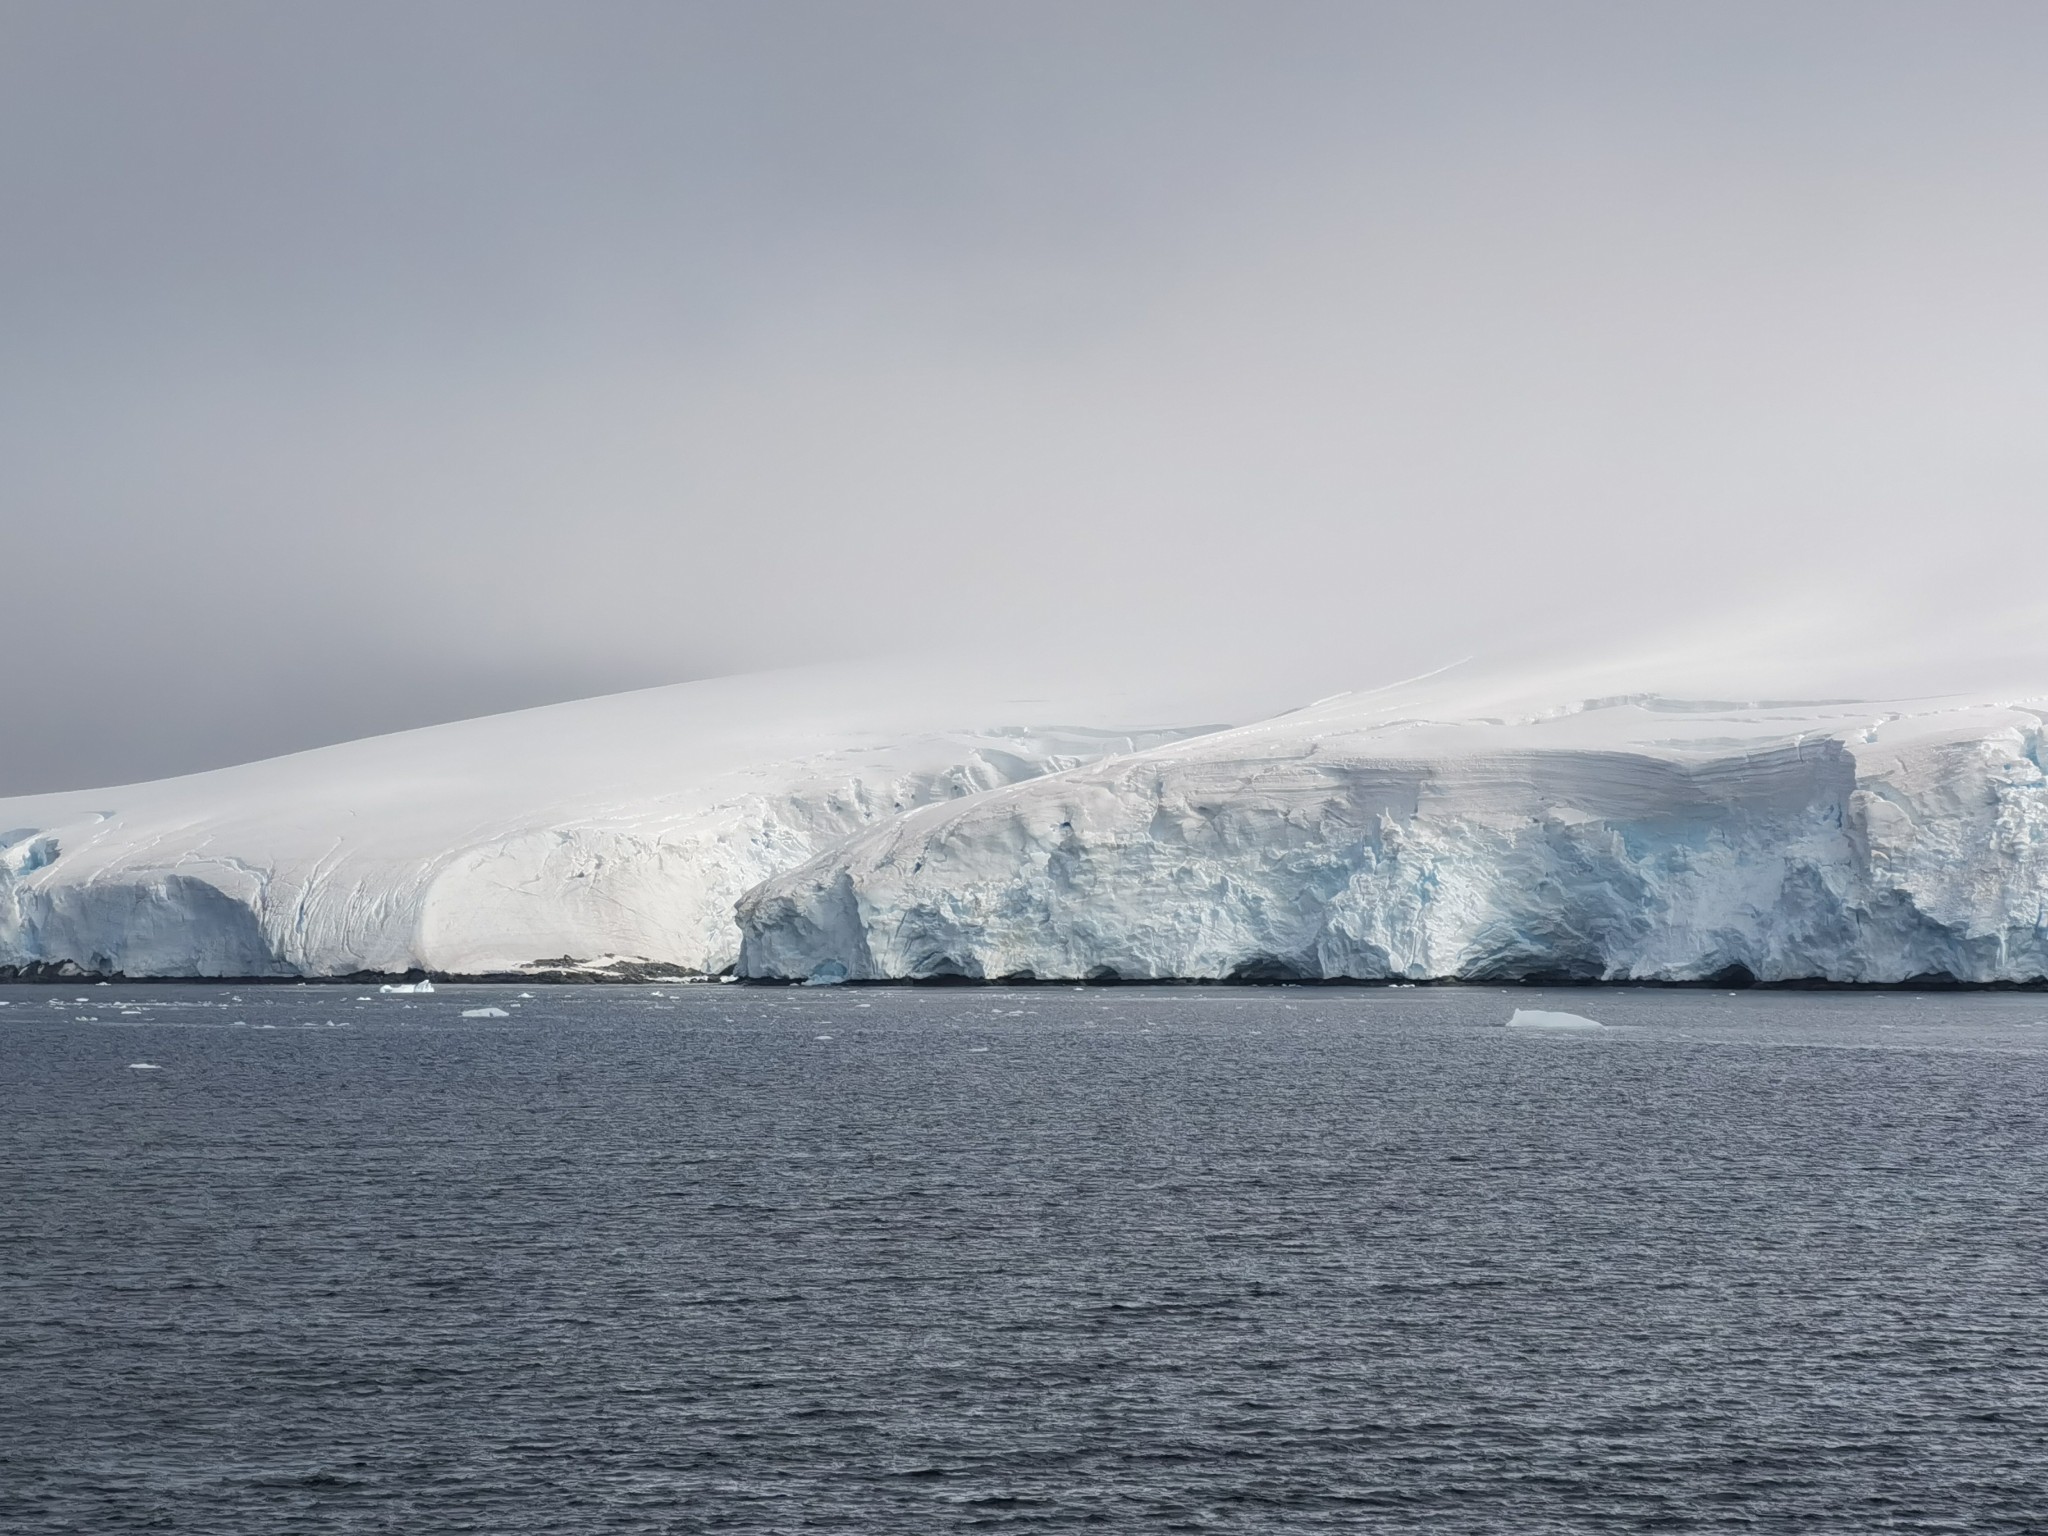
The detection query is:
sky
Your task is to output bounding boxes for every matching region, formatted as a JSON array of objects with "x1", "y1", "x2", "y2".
[{"x1": 4, "y1": 1, "x2": 2047, "y2": 793}]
